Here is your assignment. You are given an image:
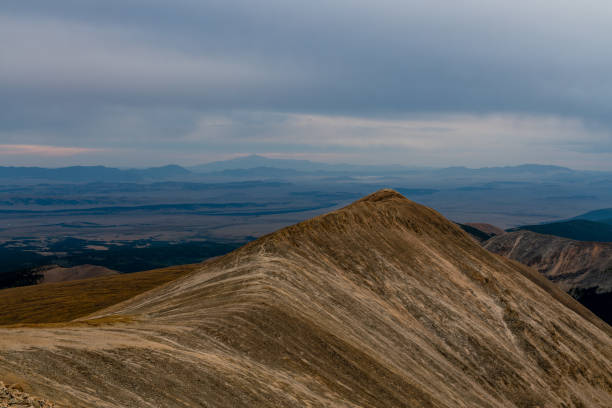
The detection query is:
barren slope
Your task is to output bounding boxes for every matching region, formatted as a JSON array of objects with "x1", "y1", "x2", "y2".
[
  {"x1": 485, "y1": 230, "x2": 612, "y2": 293},
  {"x1": 484, "y1": 230, "x2": 612, "y2": 324},
  {"x1": 0, "y1": 190, "x2": 611, "y2": 407}
]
